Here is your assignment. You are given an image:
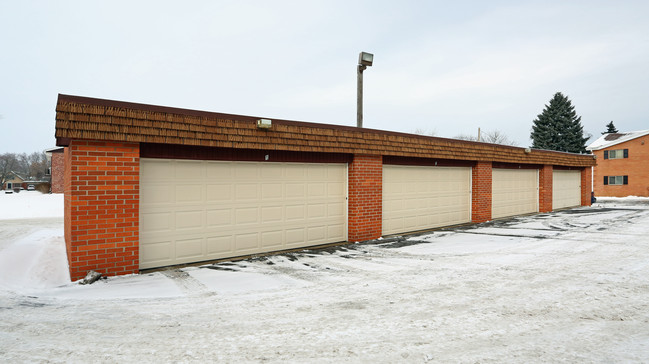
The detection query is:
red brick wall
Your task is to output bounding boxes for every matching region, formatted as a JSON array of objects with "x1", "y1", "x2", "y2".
[
  {"x1": 581, "y1": 167, "x2": 593, "y2": 205},
  {"x1": 348, "y1": 155, "x2": 382, "y2": 241},
  {"x1": 50, "y1": 151, "x2": 65, "y2": 193},
  {"x1": 472, "y1": 161, "x2": 492, "y2": 223},
  {"x1": 592, "y1": 135, "x2": 649, "y2": 197},
  {"x1": 539, "y1": 165, "x2": 553, "y2": 212},
  {"x1": 65, "y1": 140, "x2": 140, "y2": 281}
]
